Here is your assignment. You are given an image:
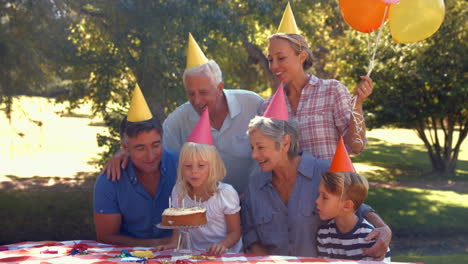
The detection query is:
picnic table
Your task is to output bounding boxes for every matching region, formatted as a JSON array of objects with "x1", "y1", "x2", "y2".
[{"x1": 0, "y1": 240, "x2": 421, "y2": 264}]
